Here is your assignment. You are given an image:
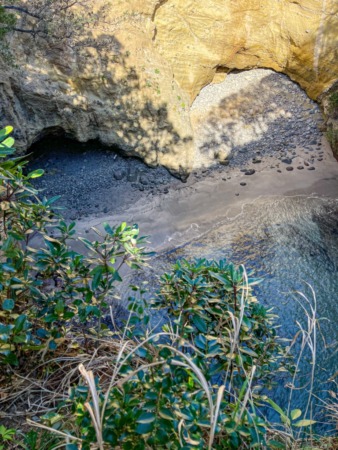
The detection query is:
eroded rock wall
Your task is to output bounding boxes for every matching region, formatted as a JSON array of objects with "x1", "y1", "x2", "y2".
[{"x1": 0, "y1": 0, "x2": 337, "y2": 176}]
